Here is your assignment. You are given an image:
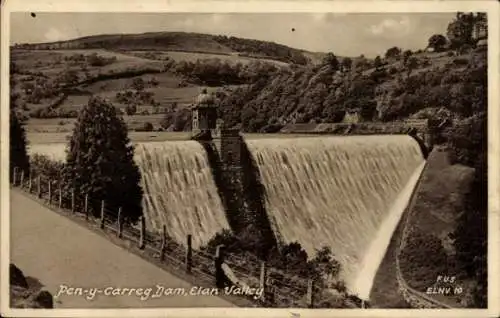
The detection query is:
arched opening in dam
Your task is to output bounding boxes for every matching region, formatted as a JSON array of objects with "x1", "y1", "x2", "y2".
[{"x1": 28, "y1": 134, "x2": 426, "y2": 301}]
